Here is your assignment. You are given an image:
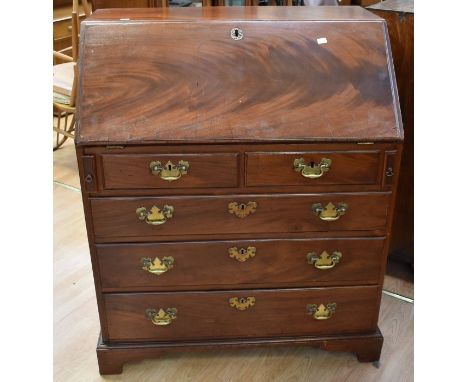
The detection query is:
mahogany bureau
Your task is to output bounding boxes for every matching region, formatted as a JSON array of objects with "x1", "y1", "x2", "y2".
[{"x1": 75, "y1": 7, "x2": 403, "y2": 375}]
